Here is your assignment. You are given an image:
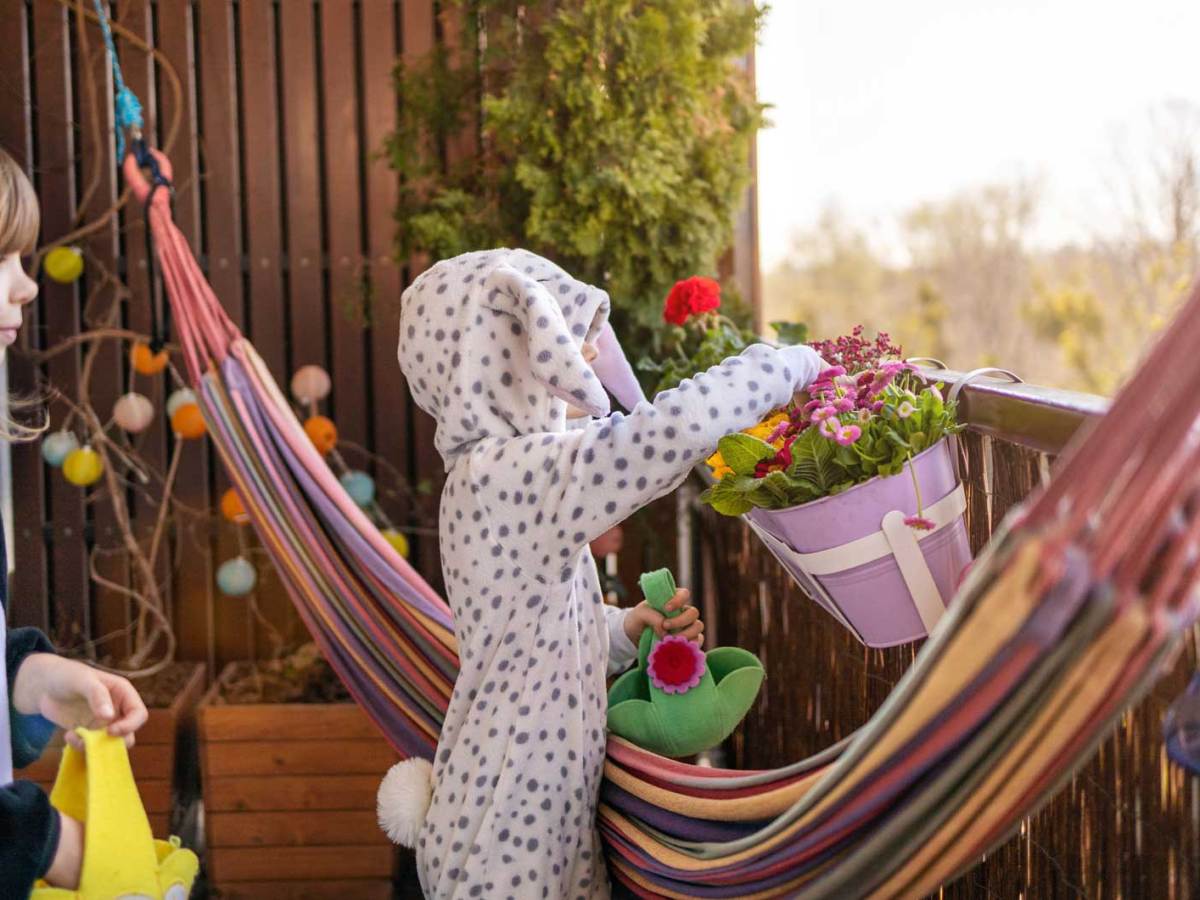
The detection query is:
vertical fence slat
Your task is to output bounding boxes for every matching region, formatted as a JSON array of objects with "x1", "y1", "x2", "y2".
[
  {"x1": 79, "y1": 2, "x2": 129, "y2": 661},
  {"x1": 33, "y1": 1, "x2": 89, "y2": 646},
  {"x1": 278, "y1": 2, "x2": 324, "y2": 375},
  {"x1": 2, "y1": 1, "x2": 49, "y2": 632},
  {"x1": 156, "y1": 0, "x2": 213, "y2": 670},
  {"x1": 196, "y1": 0, "x2": 247, "y2": 666},
  {"x1": 361, "y1": 0, "x2": 409, "y2": 539},
  {"x1": 320, "y1": 0, "x2": 367, "y2": 451},
  {"x1": 237, "y1": 0, "x2": 295, "y2": 656},
  {"x1": 114, "y1": 0, "x2": 166, "y2": 663},
  {"x1": 399, "y1": 0, "x2": 441, "y2": 591}
]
